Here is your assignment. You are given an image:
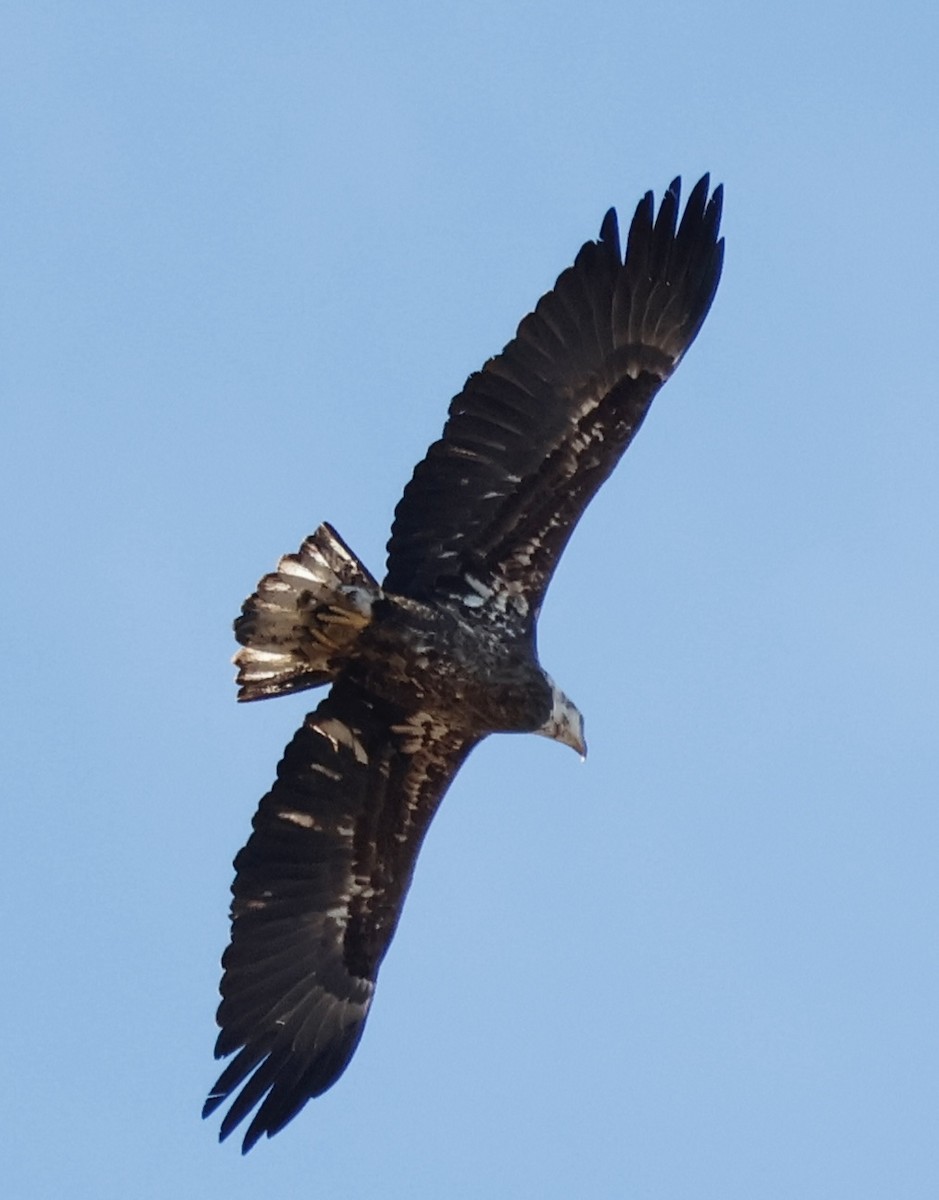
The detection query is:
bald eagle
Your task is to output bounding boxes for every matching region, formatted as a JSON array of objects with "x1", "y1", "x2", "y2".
[{"x1": 205, "y1": 176, "x2": 724, "y2": 1151}]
